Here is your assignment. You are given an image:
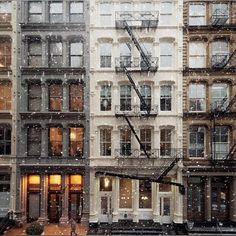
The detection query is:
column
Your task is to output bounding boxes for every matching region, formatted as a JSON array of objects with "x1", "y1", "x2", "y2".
[
  {"x1": 152, "y1": 183, "x2": 158, "y2": 222},
  {"x1": 205, "y1": 177, "x2": 211, "y2": 221},
  {"x1": 112, "y1": 177, "x2": 119, "y2": 222},
  {"x1": 89, "y1": 172, "x2": 98, "y2": 223},
  {"x1": 230, "y1": 177, "x2": 236, "y2": 222},
  {"x1": 41, "y1": 124, "x2": 48, "y2": 157},
  {"x1": 60, "y1": 174, "x2": 69, "y2": 225},
  {"x1": 62, "y1": 82, "x2": 69, "y2": 112},
  {"x1": 63, "y1": 126, "x2": 69, "y2": 157},
  {"x1": 42, "y1": 39, "x2": 48, "y2": 67},
  {"x1": 41, "y1": 83, "x2": 48, "y2": 112},
  {"x1": 38, "y1": 175, "x2": 48, "y2": 224},
  {"x1": 133, "y1": 180, "x2": 139, "y2": 222}
]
